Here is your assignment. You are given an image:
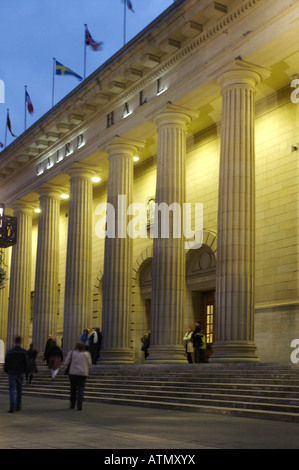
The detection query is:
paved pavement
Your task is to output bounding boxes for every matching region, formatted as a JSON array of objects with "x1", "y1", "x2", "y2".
[{"x1": 0, "y1": 392, "x2": 299, "y2": 452}]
